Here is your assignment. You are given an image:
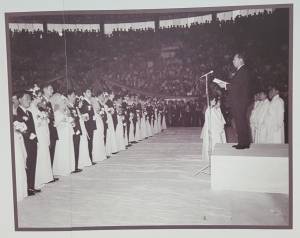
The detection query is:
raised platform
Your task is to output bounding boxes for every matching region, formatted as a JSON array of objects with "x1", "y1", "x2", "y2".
[{"x1": 211, "y1": 143, "x2": 289, "y2": 194}]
